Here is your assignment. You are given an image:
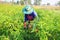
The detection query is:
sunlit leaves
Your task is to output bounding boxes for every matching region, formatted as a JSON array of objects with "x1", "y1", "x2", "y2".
[{"x1": 0, "y1": 4, "x2": 60, "y2": 40}]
